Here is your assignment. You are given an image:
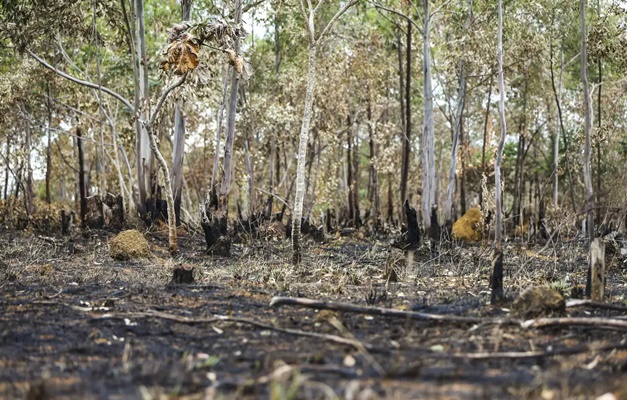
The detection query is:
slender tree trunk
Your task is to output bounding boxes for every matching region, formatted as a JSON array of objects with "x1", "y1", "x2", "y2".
[
  {"x1": 293, "y1": 43, "x2": 317, "y2": 264},
  {"x1": 549, "y1": 93, "x2": 558, "y2": 208},
  {"x1": 4, "y1": 134, "x2": 10, "y2": 200},
  {"x1": 25, "y1": 120, "x2": 33, "y2": 215},
  {"x1": 172, "y1": 0, "x2": 192, "y2": 226},
  {"x1": 491, "y1": 0, "x2": 507, "y2": 303},
  {"x1": 144, "y1": 75, "x2": 187, "y2": 254},
  {"x1": 134, "y1": 0, "x2": 152, "y2": 216},
  {"x1": 512, "y1": 78, "x2": 528, "y2": 229},
  {"x1": 218, "y1": 0, "x2": 242, "y2": 207},
  {"x1": 581, "y1": 0, "x2": 593, "y2": 241},
  {"x1": 77, "y1": 127, "x2": 87, "y2": 230},
  {"x1": 445, "y1": 2, "x2": 470, "y2": 227},
  {"x1": 596, "y1": 56, "x2": 602, "y2": 221},
  {"x1": 479, "y1": 74, "x2": 493, "y2": 208},
  {"x1": 400, "y1": 20, "x2": 411, "y2": 214},
  {"x1": 172, "y1": 106, "x2": 186, "y2": 225},
  {"x1": 422, "y1": 2, "x2": 435, "y2": 232},
  {"x1": 459, "y1": 119, "x2": 467, "y2": 215},
  {"x1": 549, "y1": 44, "x2": 577, "y2": 213},
  {"x1": 347, "y1": 115, "x2": 354, "y2": 225},
  {"x1": 265, "y1": 135, "x2": 275, "y2": 218},
  {"x1": 367, "y1": 99, "x2": 380, "y2": 226},
  {"x1": 45, "y1": 85, "x2": 53, "y2": 204},
  {"x1": 244, "y1": 129, "x2": 255, "y2": 215},
  {"x1": 211, "y1": 65, "x2": 229, "y2": 190},
  {"x1": 93, "y1": 0, "x2": 107, "y2": 196},
  {"x1": 581, "y1": 0, "x2": 595, "y2": 297}
]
